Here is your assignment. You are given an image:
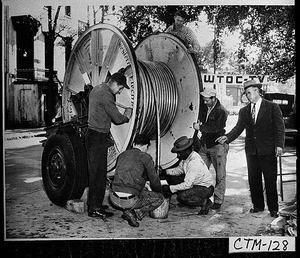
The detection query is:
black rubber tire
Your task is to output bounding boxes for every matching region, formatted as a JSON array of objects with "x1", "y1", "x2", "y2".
[{"x1": 41, "y1": 132, "x2": 88, "y2": 206}]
